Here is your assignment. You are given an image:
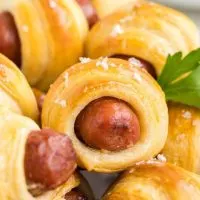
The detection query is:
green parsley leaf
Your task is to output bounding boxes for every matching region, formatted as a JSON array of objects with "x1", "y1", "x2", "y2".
[{"x1": 157, "y1": 48, "x2": 200, "y2": 108}]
